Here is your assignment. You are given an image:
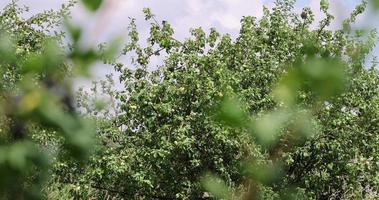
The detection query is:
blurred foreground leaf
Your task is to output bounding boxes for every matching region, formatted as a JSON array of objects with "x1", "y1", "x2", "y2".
[
  {"x1": 81, "y1": 0, "x2": 103, "y2": 11},
  {"x1": 202, "y1": 174, "x2": 233, "y2": 200}
]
